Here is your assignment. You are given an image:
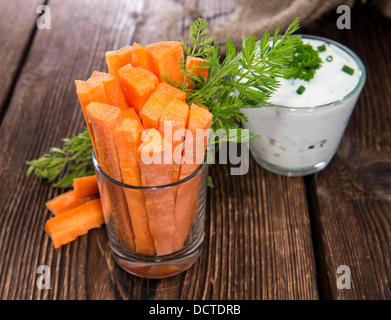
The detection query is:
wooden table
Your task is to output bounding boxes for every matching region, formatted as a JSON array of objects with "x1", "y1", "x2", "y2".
[{"x1": 0, "y1": 0, "x2": 390, "y2": 300}]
